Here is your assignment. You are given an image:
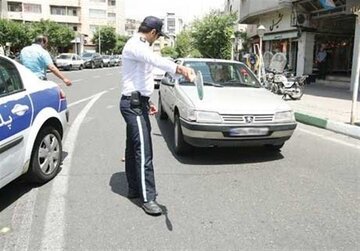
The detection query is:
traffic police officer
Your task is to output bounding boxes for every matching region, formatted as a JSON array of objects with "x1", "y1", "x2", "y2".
[{"x1": 120, "y1": 16, "x2": 195, "y2": 216}]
